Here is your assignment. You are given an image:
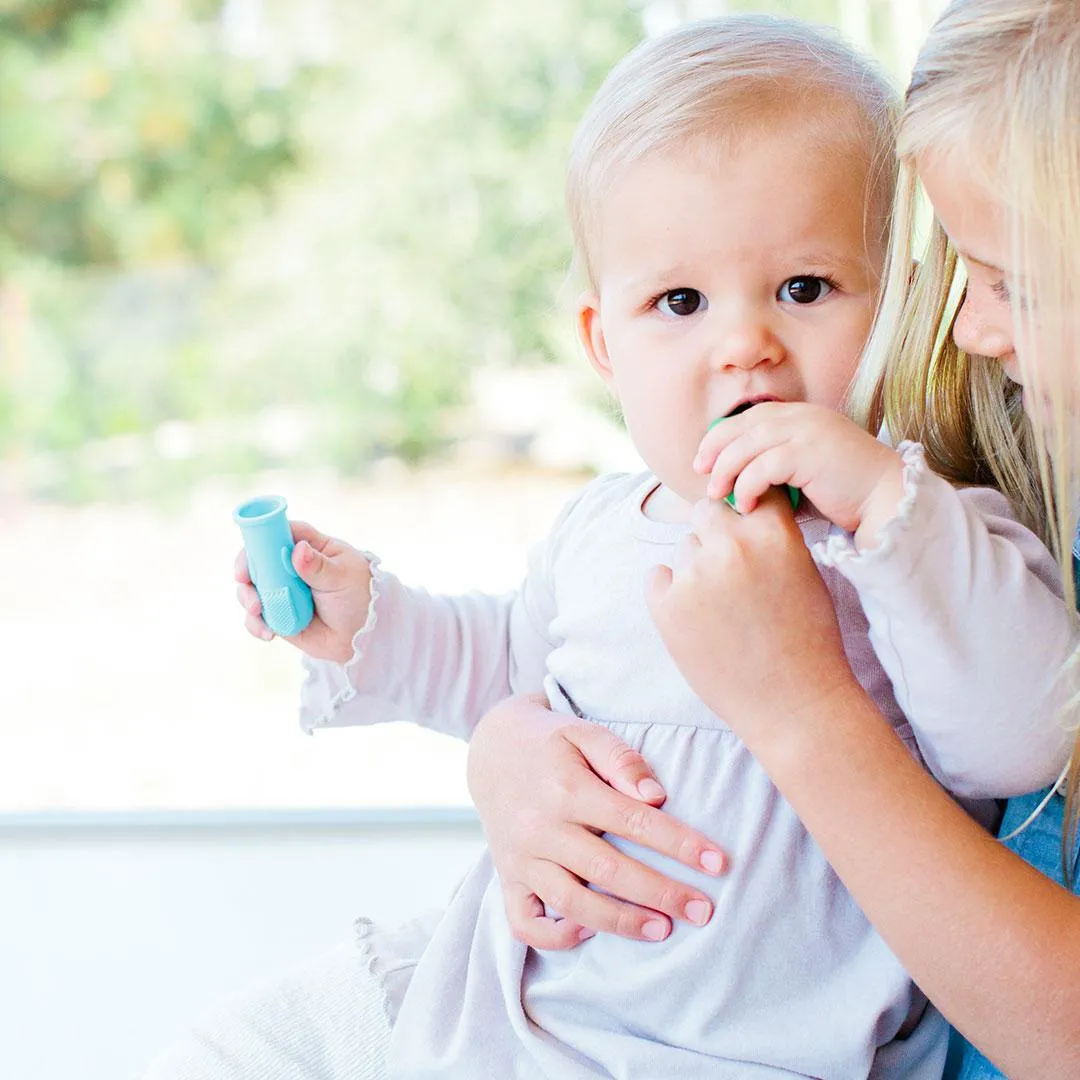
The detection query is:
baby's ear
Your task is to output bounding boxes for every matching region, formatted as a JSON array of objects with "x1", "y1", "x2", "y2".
[{"x1": 576, "y1": 292, "x2": 615, "y2": 387}]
